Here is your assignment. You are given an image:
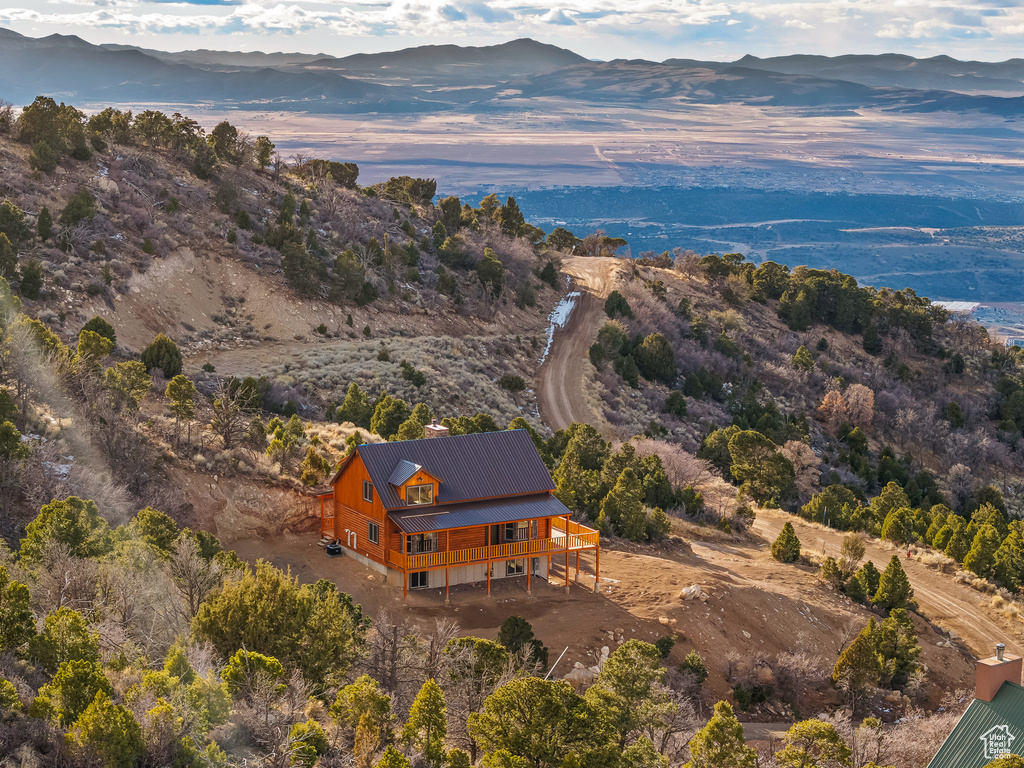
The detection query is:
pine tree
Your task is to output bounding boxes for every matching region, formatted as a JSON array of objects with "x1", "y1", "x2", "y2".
[
  {"x1": 684, "y1": 700, "x2": 756, "y2": 768},
  {"x1": 945, "y1": 527, "x2": 971, "y2": 563},
  {"x1": 791, "y1": 345, "x2": 815, "y2": 373},
  {"x1": 165, "y1": 374, "x2": 196, "y2": 447},
  {"x1": 600, "y1": 468, "x2": 645, "y2": 540},
  {"x1": 873, "y1": 555, "x2": 914, "y2": 613},
  {"x1": 338, "y1": 382, "x2": 374, "y2": 429},
  {"x1": 402, "y1": 679, "x2": 447, "y2": 767},
  {"x1": 964, "y1": 523, "x2": 1001, "y2": 579},
  {"x1": 0, "y1": 566, "x2": 34, "y2": 655},
  {"x1": 140, "y1": 333, "x2": 183, "y2": 378},
  {"x1": 831, "y1": 621, "x2": 882, "y2": 694},
  {"x1": 994, "y1": 530, "x2": 1024, "y2": 592},
  {"x1": 876, "y1": 608, "x2": 921, "y2": 687},
  {"x1": 771, "y1": 522, "x2": 801, "y2": 563},
  {"x1": 37, "y1": 205, "x2": 52, "y2": 241},
  {"x1": 775, "y1": 719, "x2": 852, "y2": 768},
  {"x1": 375, "y1": 745, "x2": 411, "y2": 768}
]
